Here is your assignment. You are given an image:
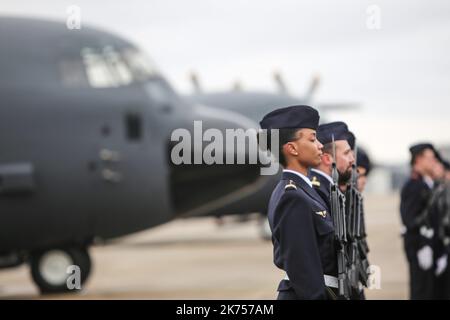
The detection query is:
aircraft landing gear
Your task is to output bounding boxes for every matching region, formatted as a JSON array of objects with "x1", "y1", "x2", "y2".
[{"x1": 29, "y1": 247, "x2": 92, "y2": 294}]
